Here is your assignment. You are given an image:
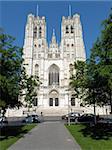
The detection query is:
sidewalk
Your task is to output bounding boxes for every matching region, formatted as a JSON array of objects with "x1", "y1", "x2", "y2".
[{"x1": 8, "y1": 121, "x2": 81, "y2": 150}]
